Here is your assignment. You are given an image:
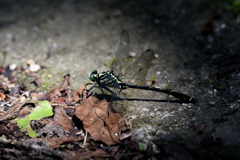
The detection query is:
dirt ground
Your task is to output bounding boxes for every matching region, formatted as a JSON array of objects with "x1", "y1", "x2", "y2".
[{"x1": 0, "y1": 0, "x2": 240, "y2": 159}]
